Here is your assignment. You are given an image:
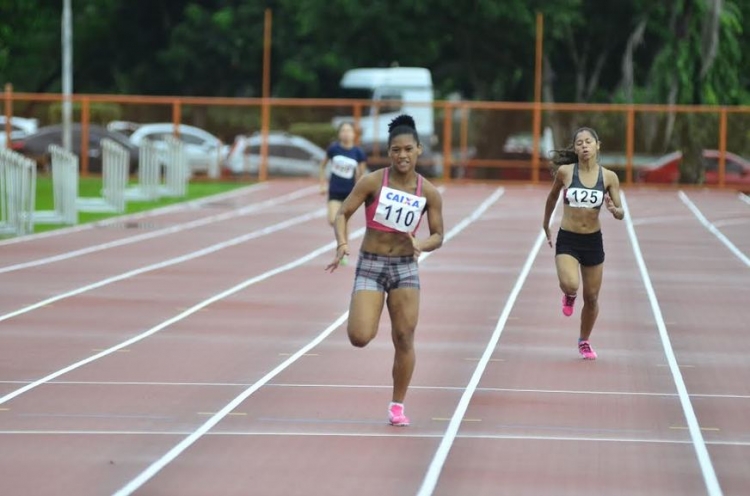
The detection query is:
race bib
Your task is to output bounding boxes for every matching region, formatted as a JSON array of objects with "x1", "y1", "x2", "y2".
[
  {"x1": 330, "y1": 155, "x2": 358, "y2": 180},
  {"x1": 373, "y1": 186, "x2": 426, "y2": 233},
  {"x1": 566, "y1": 187, "x2": 604, "y2": 208}
]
